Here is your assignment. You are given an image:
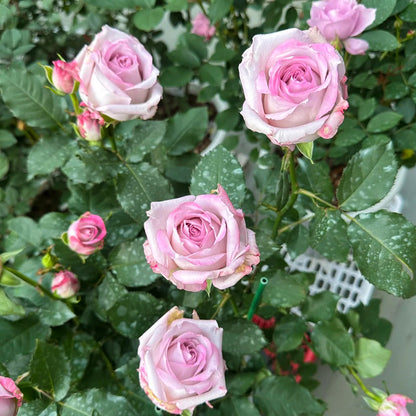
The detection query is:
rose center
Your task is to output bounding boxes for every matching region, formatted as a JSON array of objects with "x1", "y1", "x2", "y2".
[
  {"x1": 112, "y1": 54, "x2": 134, "y2": 69},
  {"x1": 79, "y1": 225, "x2": 98, "y2": 241}
]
